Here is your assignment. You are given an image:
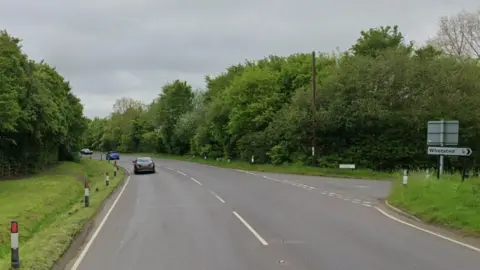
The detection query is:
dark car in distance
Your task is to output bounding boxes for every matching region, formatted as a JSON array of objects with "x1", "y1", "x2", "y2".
[{"x1": 133, "y1": 157, "x2": 155, "y2": 174}]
